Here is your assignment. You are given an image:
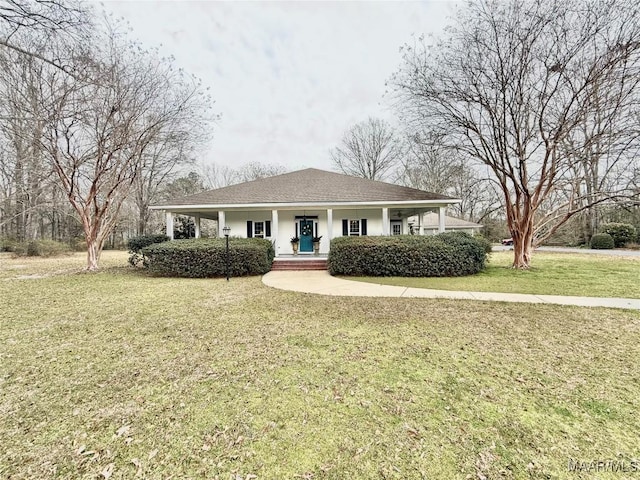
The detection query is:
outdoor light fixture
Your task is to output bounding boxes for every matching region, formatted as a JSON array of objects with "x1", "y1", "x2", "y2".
[{"x1": 223, "y1": 226, "x2": 231, "y2": 281}]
